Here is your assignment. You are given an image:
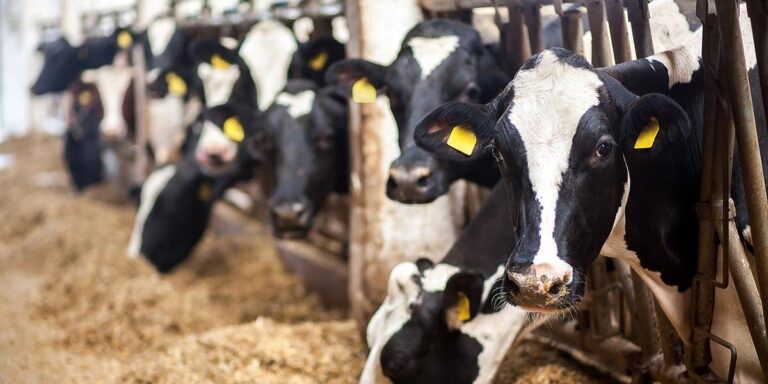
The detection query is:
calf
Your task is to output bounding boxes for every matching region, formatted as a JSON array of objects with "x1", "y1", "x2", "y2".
[
  {"x1": 414, "y1": 11, "x2": 765, "y2": 382},
  {"x1": 63, "y1": 80, "x2": 104, "y2": 191},
  {"x1": 327, "y1": 20, "x2": 509, "y2": 204},
  {"x1": 127, "y1": 106, "x2": 260, "y2": 272},
  {"x1": 362, "y1": 184, "x2": 533, "y2": 384},
  {"x1": 251, "y1": 79, "x2": 348, "y2": 238}
]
